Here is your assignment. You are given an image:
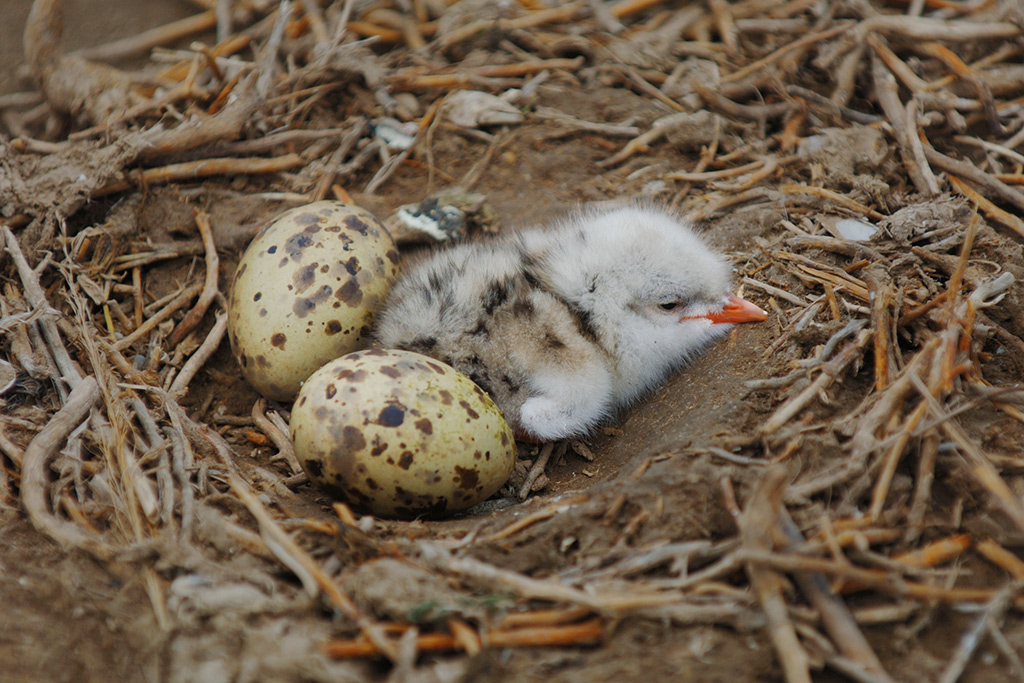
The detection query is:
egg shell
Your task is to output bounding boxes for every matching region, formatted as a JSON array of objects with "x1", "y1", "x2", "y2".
[
  {"x1": 228, "y1": 201, "x2": 400, "y2": 401},
  {"x1": 291, "y1": 349, "x2": 517, "y2": 519}
]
